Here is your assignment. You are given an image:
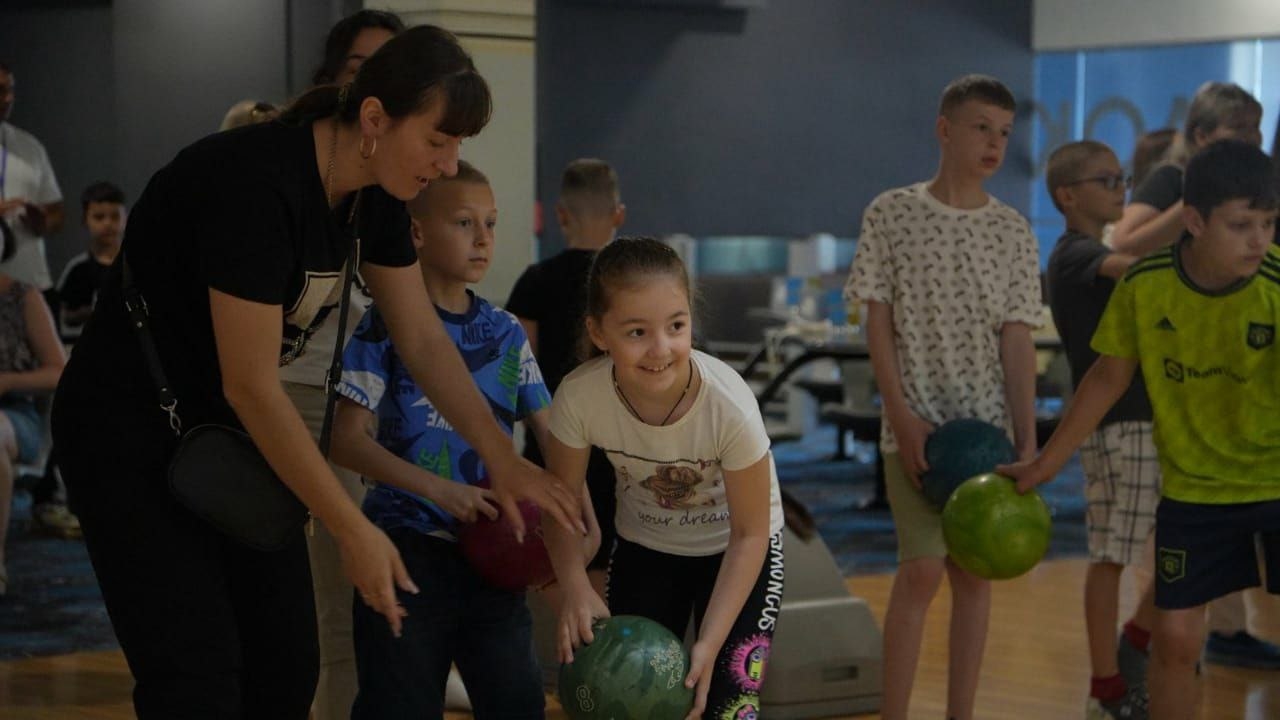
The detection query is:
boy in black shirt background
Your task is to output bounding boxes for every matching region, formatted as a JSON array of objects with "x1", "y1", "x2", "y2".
[
  {"x1": 55, "y1": 181, "x2": 126, "y2": 344},
  {"x1": 1045, "y1": 140, "x2": 1153, "y2": 719},
  {"x1": 507, "y1": 158, "x2": 623, "y2": 589},
  {"x1": 31, "y1": 182, "x2": 126, "y2": 539}
]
